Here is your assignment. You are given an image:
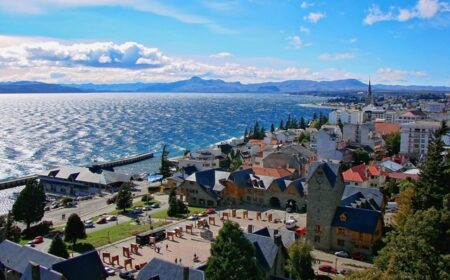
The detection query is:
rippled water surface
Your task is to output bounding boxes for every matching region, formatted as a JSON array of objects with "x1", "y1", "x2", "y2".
[{"x1": 0, "y1": 93, "x2": 330, "y2": 181}]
